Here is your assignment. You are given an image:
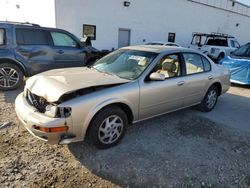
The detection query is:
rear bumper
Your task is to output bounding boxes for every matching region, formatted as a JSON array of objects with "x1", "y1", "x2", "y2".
[{"x1": 15, "y1": 93, "x2": 75, "y2": 144}]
